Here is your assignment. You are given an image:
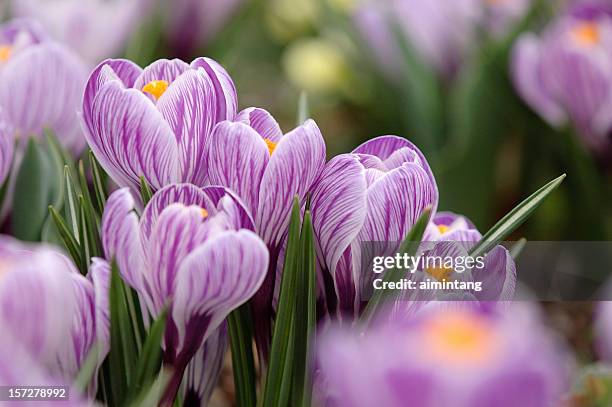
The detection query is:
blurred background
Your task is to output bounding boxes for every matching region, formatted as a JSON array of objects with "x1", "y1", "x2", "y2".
[{"x1": 2, "y1": 0, "x2": 611, "y2": 242}]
